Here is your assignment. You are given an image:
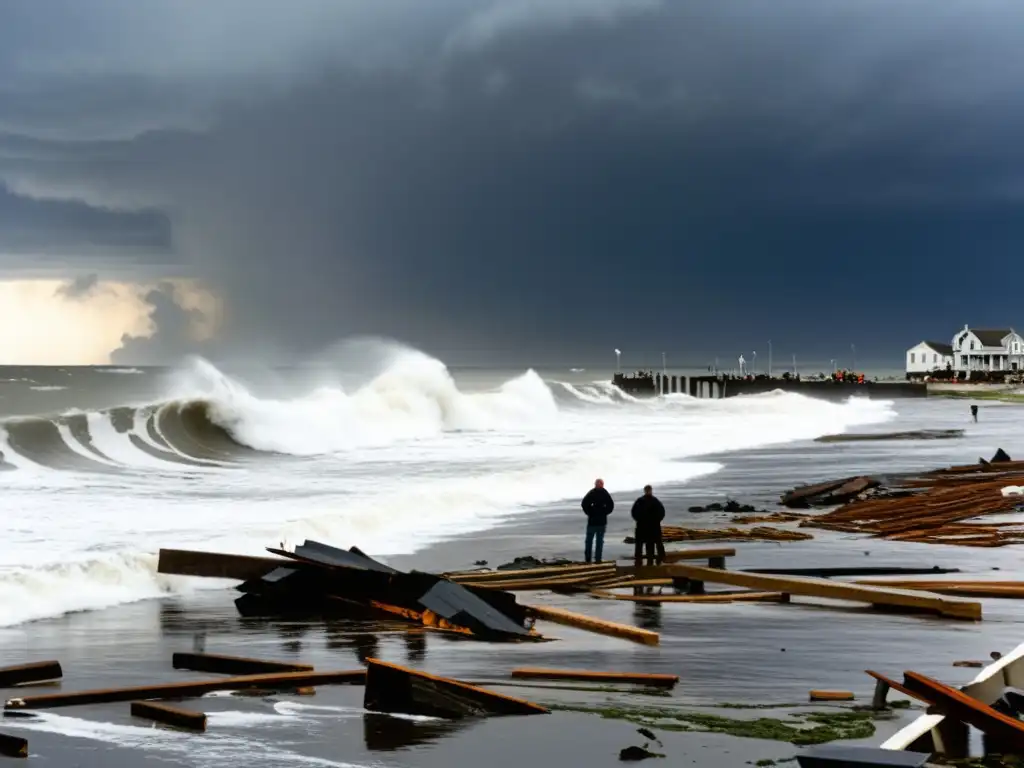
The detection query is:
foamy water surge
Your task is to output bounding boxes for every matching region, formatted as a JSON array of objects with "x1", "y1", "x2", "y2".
[{"x1": 0, "y1": 349, "x2": 895, "y2": 627}]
